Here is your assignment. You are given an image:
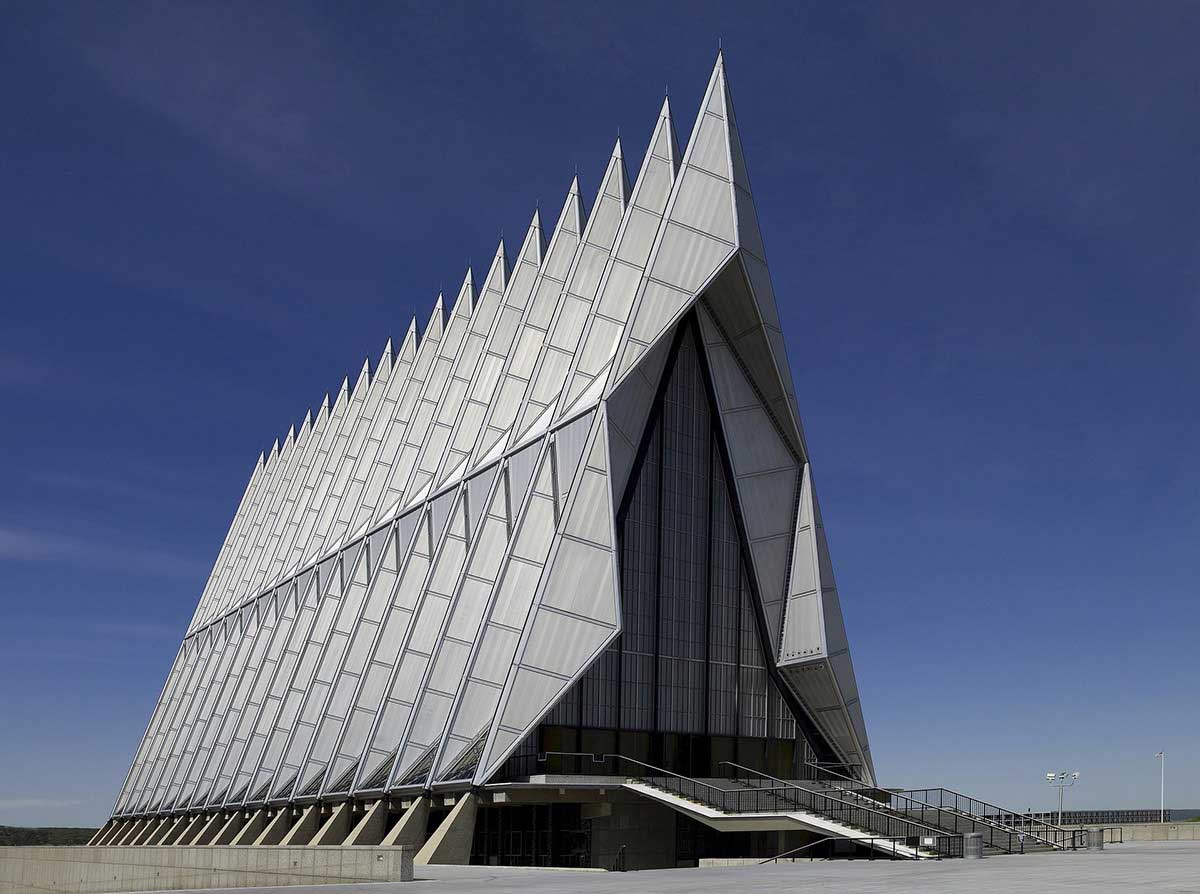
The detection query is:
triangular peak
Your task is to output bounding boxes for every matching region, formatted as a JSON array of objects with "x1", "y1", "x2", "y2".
[
  {"x1": 603, "y1": 136, "x2": 630, "y2": 206},
  {"x1": 494, "y1": 209, "x2": 546, "y2": 316},
  {"x1": 532, "y1": 175, "x2": 588, "y2": 286},
  {"x1": 273, "y1": 425, "x2": 294, "y2": 464},
  {"x1": 261, "y1": 437, "x2": 280, "y2": 474},
  {"x1": 424, "y1": 292, "x2": 447, "y2": 343},
  {"x1": 451, "y1": 267, "x2": 476, "y2": 320},
  {"x1": 779, "y1": 464, "x2": 874, "y2": 782},
  {"x1": 683, "y1": 51, "x2": 738, "y2": 184},
  {"x1": 559, "y1": 175, "x2": 586, "y2": 238},
  {"x1": 628, "y1": 96, "x2": 678, "y2": 214},
  {"x1": 549, "y1": 106, "x2": 685, "y2": 420},
  {"x1": 516, "y1": 208, "x2": 545, "y2": 267},
  {"x1": 297, "y1": 409, "x2": 312, "y2": 441},
  {"x1": 606, "y1": 57, "x2": 758, "y2": 390},
  {"x1": 353, "y1": 356, "x2": 371, "y2": 394},
  {"x1": 479, "y1": 240, "x2": 509, "y2": 303},
  {"x1": 697, "y1": 53, "x2": 803, "y2": 442},
  {"x1": 377, "y1": 338, "x2": 394, "y2": 378},
  {"x1": 572, "y1": 137, "x2": 629, "y2": 253},
  {"x1": 712, "y1": 49, "x2": 753, "y2": 196},
  {"x1": 604, "y1": 51, "x2": 807, "y2": 461},
  {"x1": 397, "y1": 317, "x2": 419, "y2": 362}
]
